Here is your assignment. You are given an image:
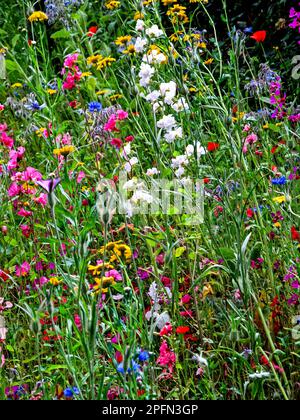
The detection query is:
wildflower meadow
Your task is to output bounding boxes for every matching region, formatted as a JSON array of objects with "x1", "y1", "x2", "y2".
[{"x1": 0, "y1": 0, "x2": 299, "y2": 401}]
